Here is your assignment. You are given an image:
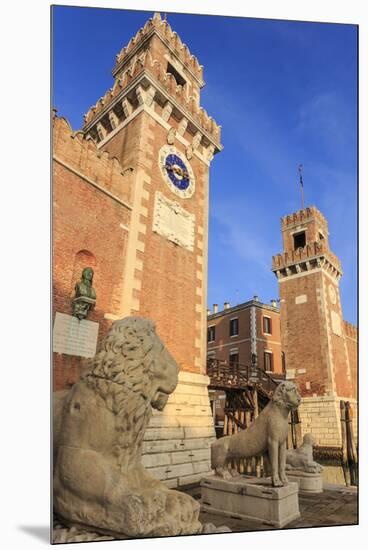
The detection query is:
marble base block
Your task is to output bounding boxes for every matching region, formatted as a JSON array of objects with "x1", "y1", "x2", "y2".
[
  {"x1": 200, "y1": 475, "x2": 300, "y2": 529},
  {"x1": 287, "y1": 470, "x2": 323, "y2": 493}
]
